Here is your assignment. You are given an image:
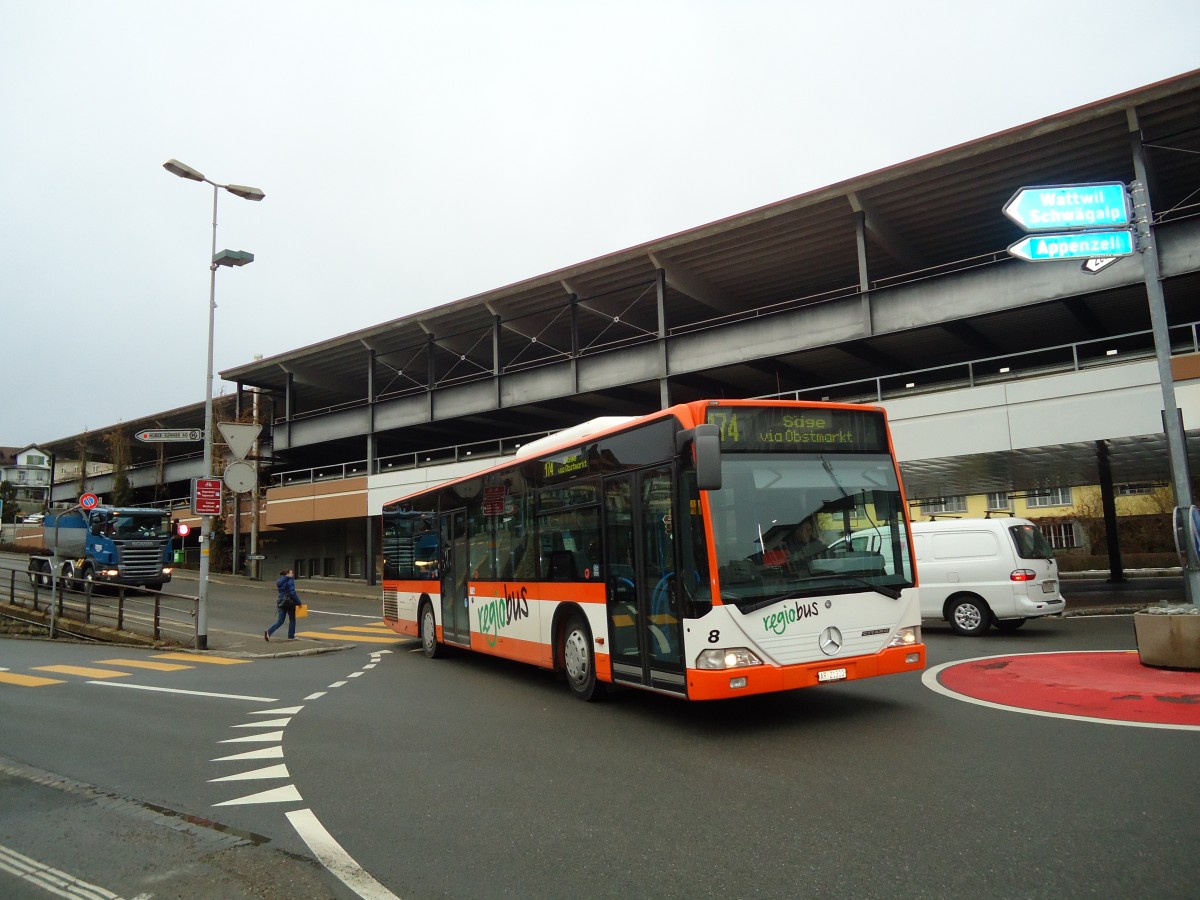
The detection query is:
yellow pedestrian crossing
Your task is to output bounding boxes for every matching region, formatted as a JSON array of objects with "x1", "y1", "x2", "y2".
[
  {"x1": 0, "y1": 672, "x2": 65, "y2": 687},
  {"x1": 31, "y1": 665, "x2": 131, "y2": 679},
  {"x1": 154, "y1": 653, "x2": 250, "y2": 665},
  {"x1": 1, "y1": 621, "x2": 401, "y2": 688},
  {"x1": 94, "y1": 658, "x2": 194, "y2": 672},
  {"x1": 295, "y1": 630, "x2": 401, "y2": 643}
]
